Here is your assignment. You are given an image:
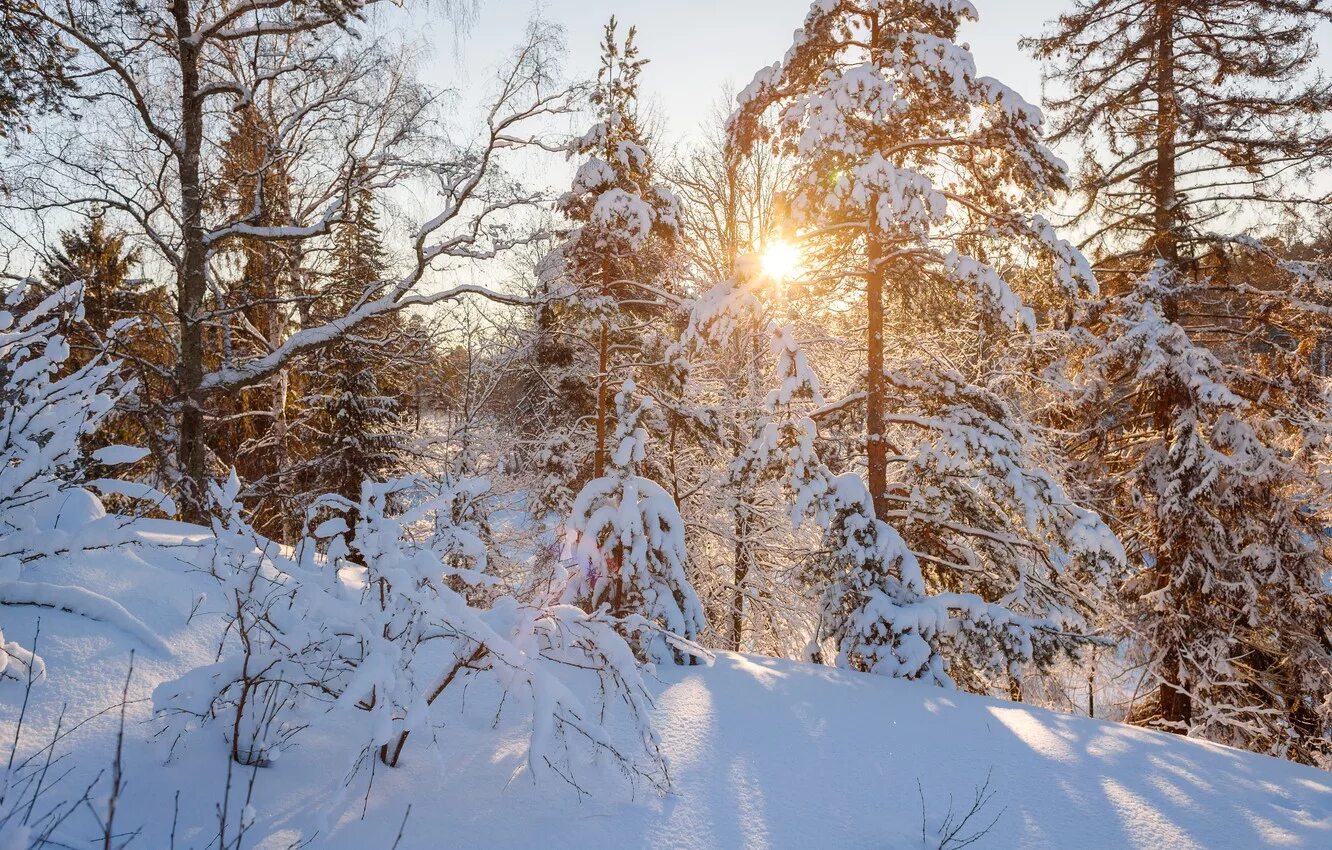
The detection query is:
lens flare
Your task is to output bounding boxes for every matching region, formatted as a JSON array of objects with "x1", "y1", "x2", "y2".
[{"x1": 760, "y1": 240, "x2": 803, "y2": 282}]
